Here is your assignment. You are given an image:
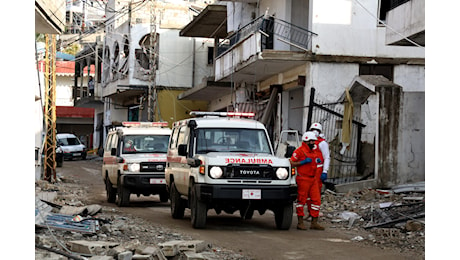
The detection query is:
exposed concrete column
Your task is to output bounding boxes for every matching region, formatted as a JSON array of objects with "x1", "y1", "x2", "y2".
[{"x1": 376, "y1": 84, "x2": 402, "y2": 188}]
